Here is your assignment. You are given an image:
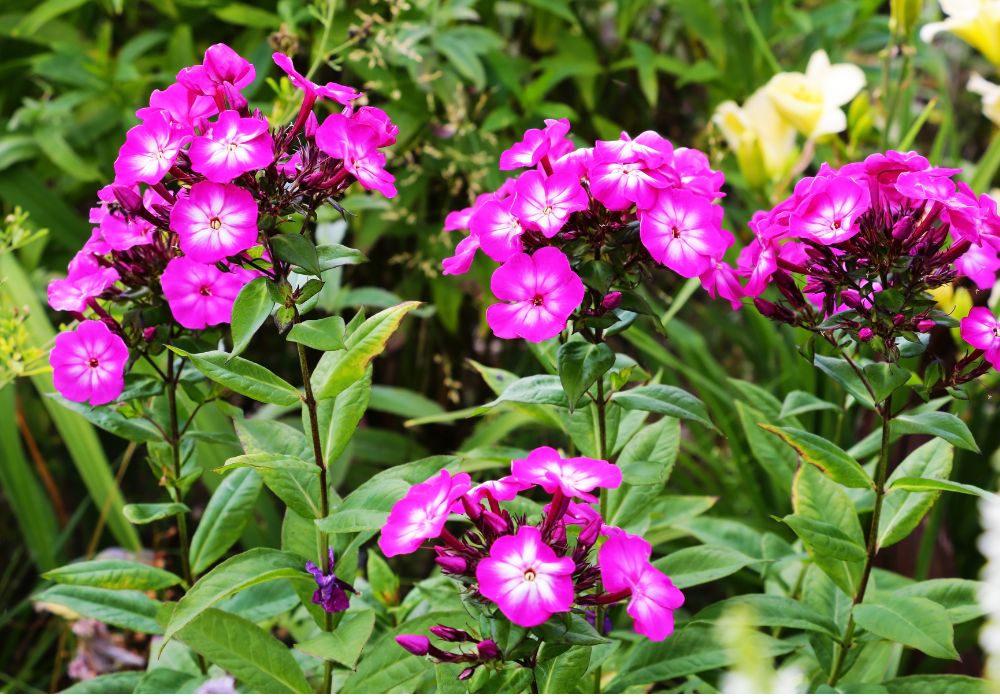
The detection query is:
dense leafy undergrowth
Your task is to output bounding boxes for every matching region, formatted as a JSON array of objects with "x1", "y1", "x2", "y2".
[{"x1": 2, "y1": 0, "x2": 1000, "y2": 694}]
